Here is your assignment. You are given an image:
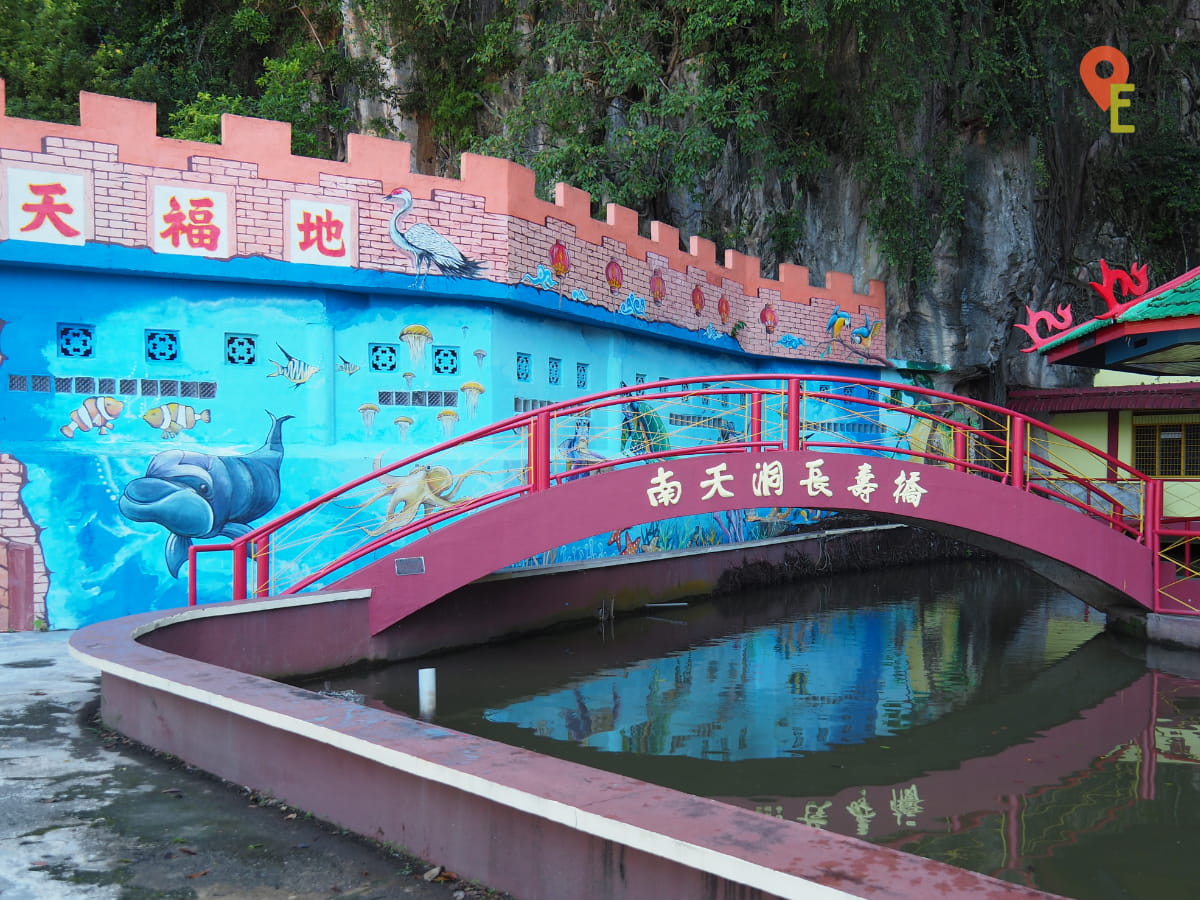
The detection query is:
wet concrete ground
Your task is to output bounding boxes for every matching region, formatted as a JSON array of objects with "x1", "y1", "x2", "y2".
[{"x1": 0, "y1": 631, "x2": 513, "y2": 900}]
